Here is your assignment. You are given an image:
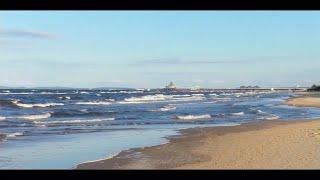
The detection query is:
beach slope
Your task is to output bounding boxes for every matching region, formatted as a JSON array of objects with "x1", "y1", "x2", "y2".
[
  {"x1": 77, "y1": 119, "x2": 320, "y2": 169},
  {"x1": 285, "y1": 97, "x2": 320, "y2": 108}
]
